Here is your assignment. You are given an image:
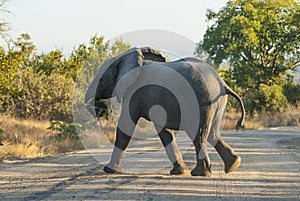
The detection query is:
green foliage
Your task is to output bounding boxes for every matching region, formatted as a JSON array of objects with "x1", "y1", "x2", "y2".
[
  {"x1": 218, "y1": 66, "x2": 237, "y2": 90},
  {"x1": 0, "y1": 33, "x2": 36, "y2": 109},
  {"x1": 1, "y1": 35, "x2": 73, "y2": 120},
  {"x1": 48, "y1": 121, "x2": 82, "y2": 140},
  {"x1": 283, "y1": 83, "x2": 300, "y2": 104},
  {"x1": 110, "y1": 38, "x2": 131, "y2": 57},
  {"x1": 33, "y1": 50, "x2": 65, "y2": 76},
  {"x1": 0, "y1": 33, "x2": 131, "y2": 121},
  {"x1": 259, "y1": 84, "x2": 288, "y2": 113},
  {"x1": 218, "y1": 66, "x2": 240, "y2": 108},
  {"x1": 244, "y1": 84, "x2": 288, "y2": 113},
  {"x1": 10, "y1": 68, "x2": 74, "y2": 120},
  {"x1": 197, "y1": 0, "x2": 300, "y2": 112}
]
